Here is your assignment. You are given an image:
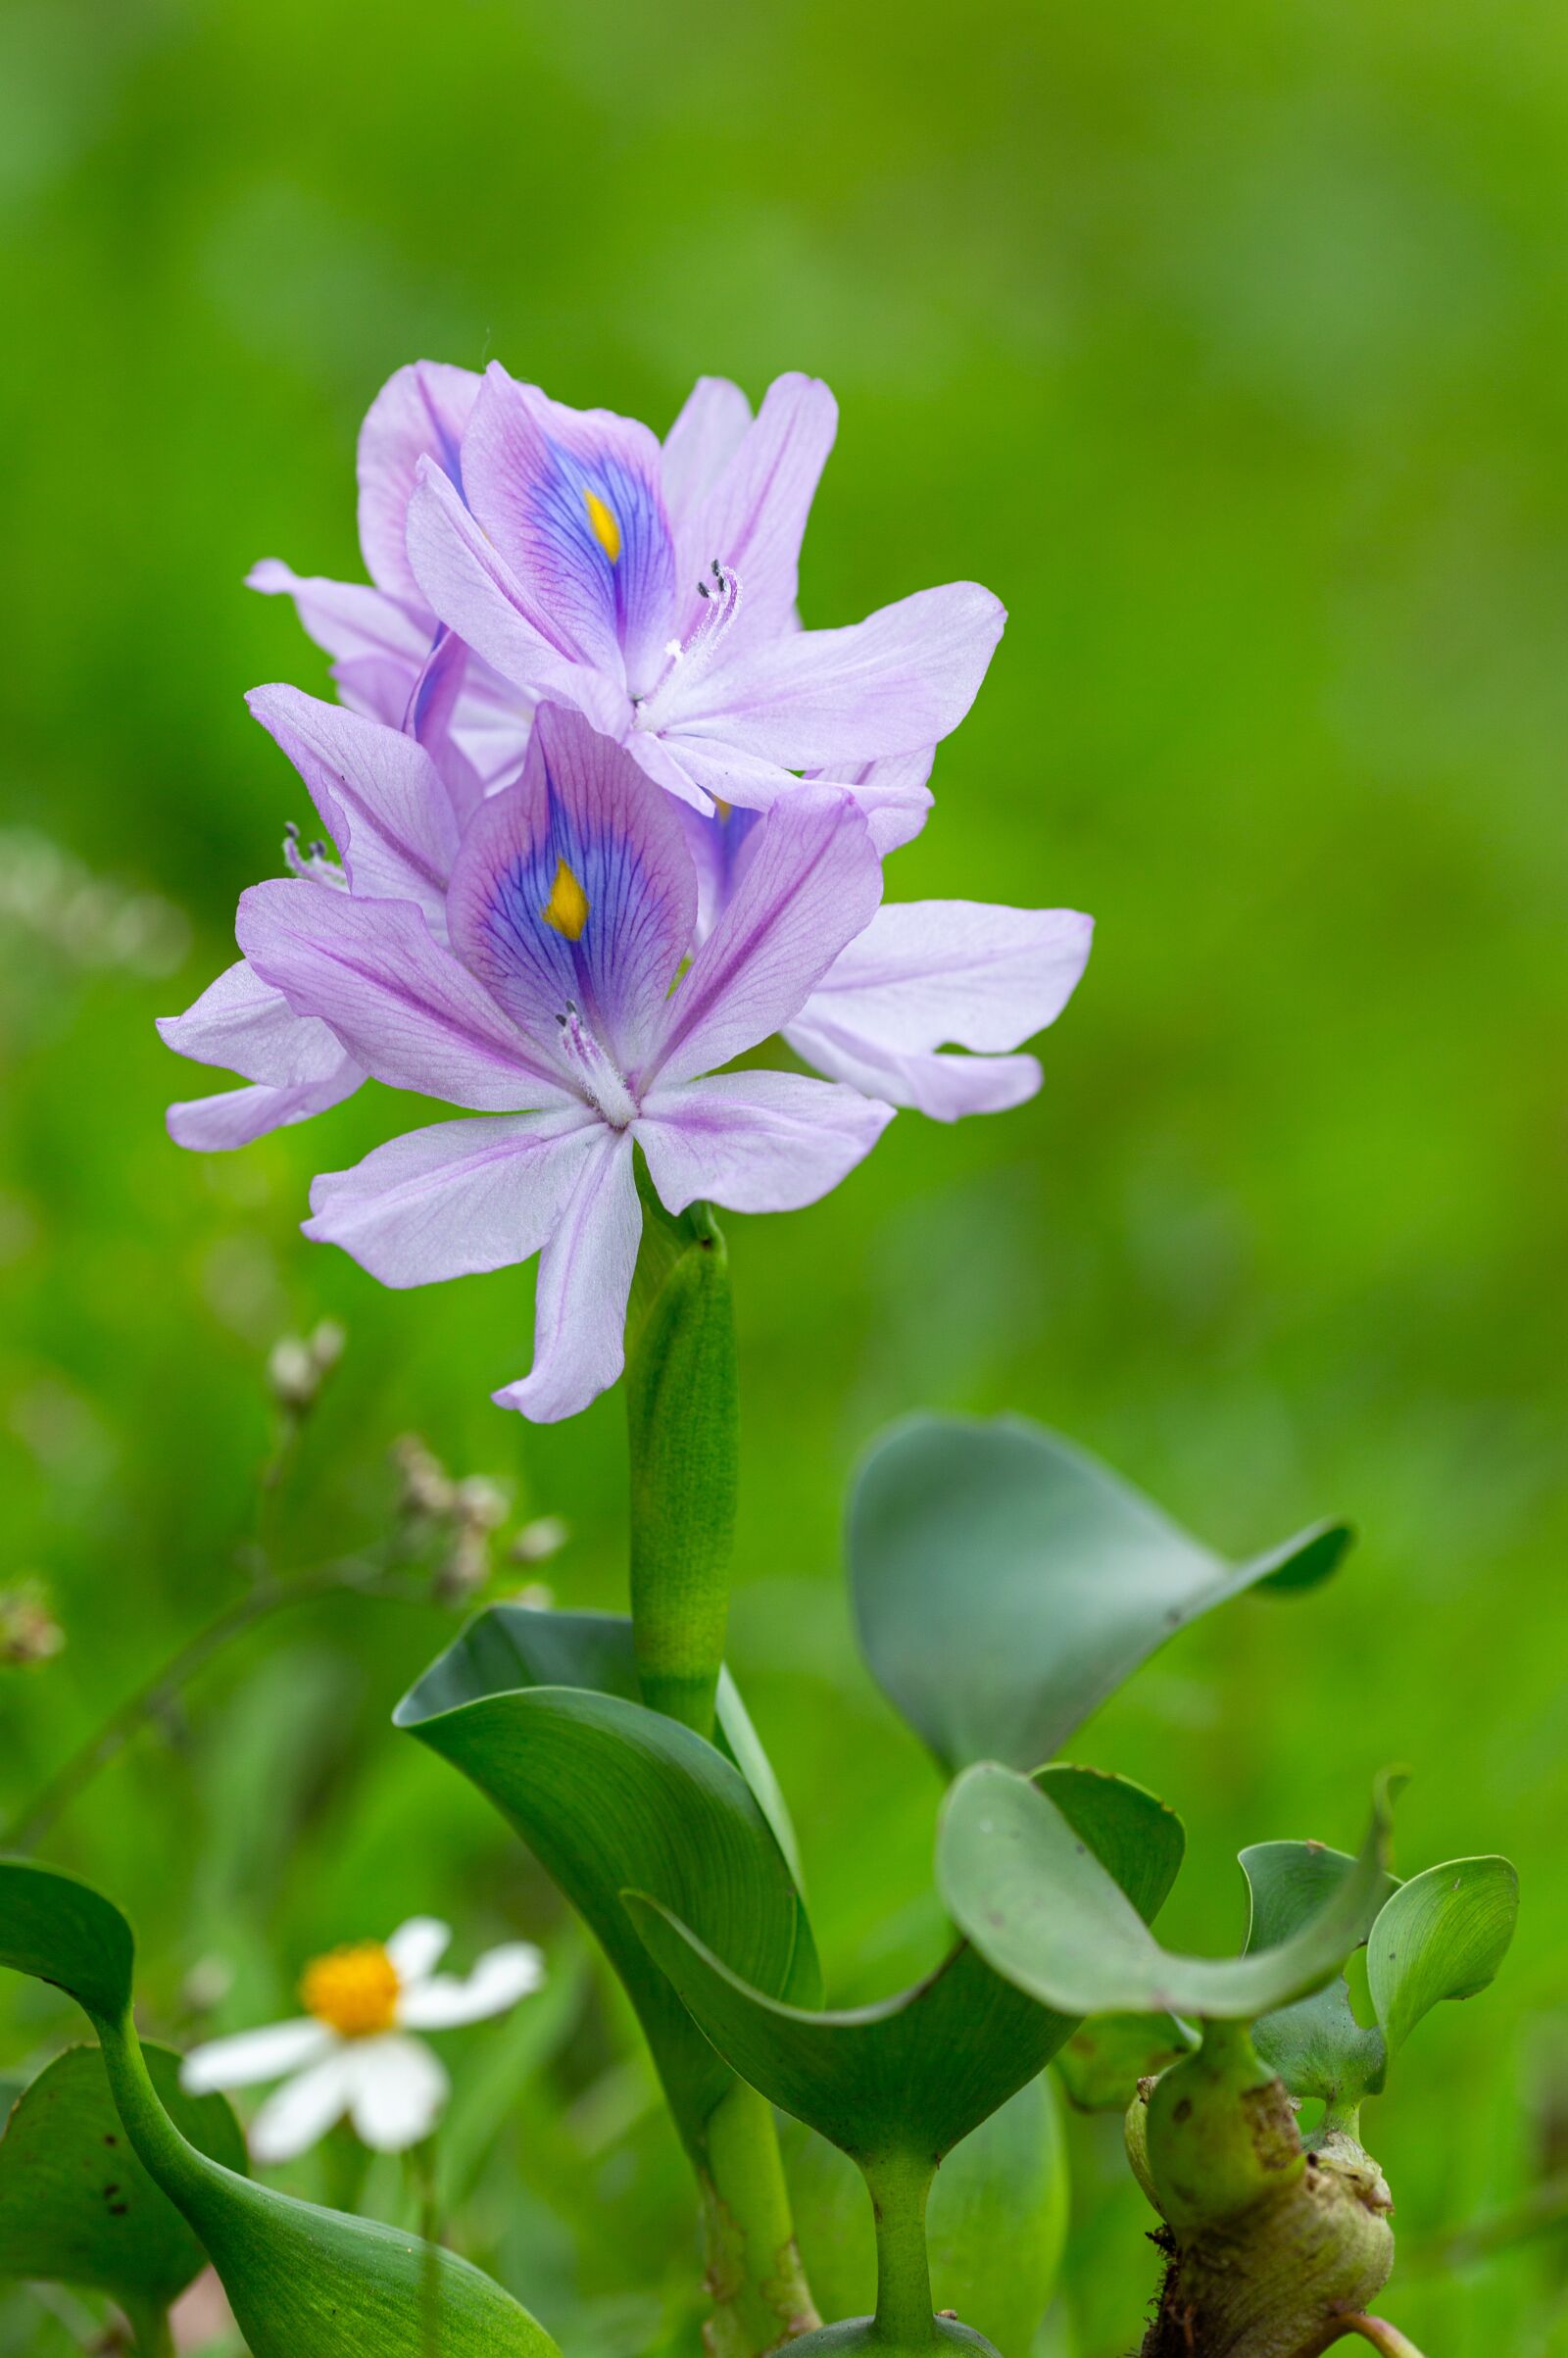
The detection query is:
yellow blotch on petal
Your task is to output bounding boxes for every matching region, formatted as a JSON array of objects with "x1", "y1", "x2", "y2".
[
  {"x1": 541, "y1": 858, "x2": 590, "y2": 941},
  {"x1": 583, "y1": 488, "x2": 621, "y2": 564},
  {"x1": 300, "y1": 1941, "x2": 401, "y2": 2039}
]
